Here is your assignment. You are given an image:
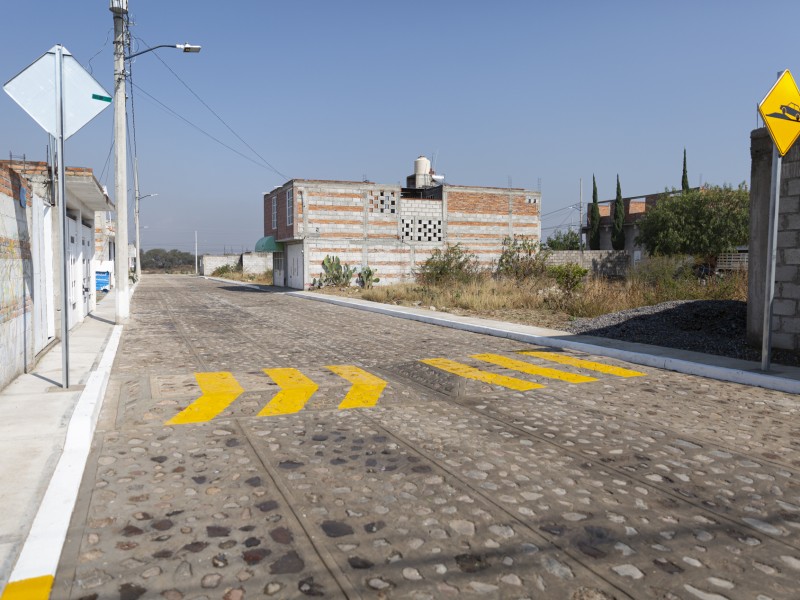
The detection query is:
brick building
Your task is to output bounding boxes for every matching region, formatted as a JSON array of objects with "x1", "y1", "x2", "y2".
[{"x1": 259, "y1": 157, "x2": 541, "y2": 288}]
